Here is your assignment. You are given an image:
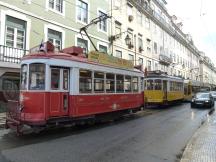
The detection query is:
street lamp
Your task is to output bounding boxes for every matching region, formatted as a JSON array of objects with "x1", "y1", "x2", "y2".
[{"x1": 124, "y1": 34, "x2": 131, "y2": 46}]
